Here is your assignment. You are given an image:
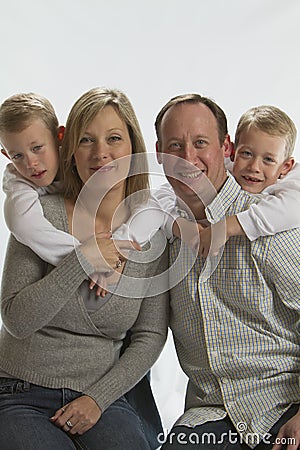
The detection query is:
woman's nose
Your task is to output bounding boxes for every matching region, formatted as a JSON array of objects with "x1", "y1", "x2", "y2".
[{"x1": 93, "y1": 141, "x2": 109, "y2": 159}]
